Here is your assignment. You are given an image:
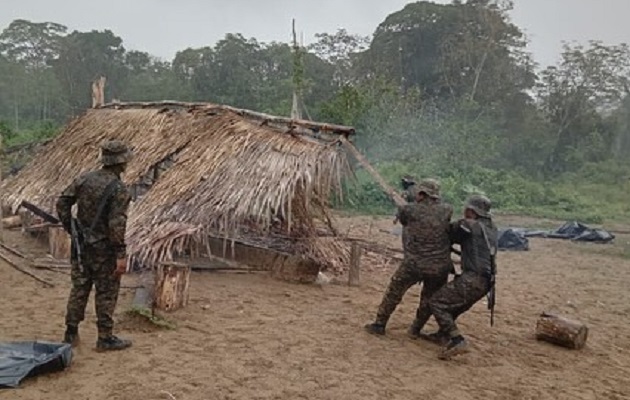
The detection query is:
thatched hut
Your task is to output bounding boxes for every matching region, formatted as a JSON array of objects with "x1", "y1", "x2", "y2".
[{"x1": 0, "y1": 102, "x2": 356, "y2": 280}]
